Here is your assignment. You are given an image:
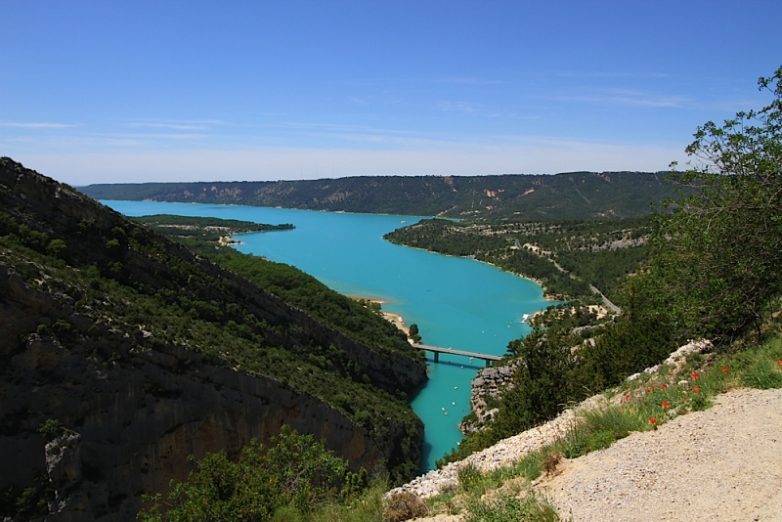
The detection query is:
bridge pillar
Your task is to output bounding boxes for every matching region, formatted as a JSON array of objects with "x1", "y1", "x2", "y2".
[{"x1": 434, "y1": 352, "x2": 439, "y2": 363}]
